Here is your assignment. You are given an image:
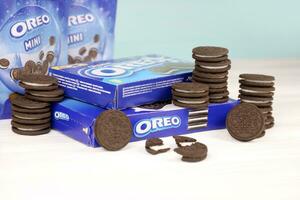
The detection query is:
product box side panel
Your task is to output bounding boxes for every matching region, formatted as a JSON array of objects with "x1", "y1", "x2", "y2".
[
  {"x1": 50, "y1": 69, "x2": 117, "y2": 108},
  {"x1": 52, "y1": 103, "x2": 94, "y2": 146},
  {"x1": 117, "y1": 73, "x2": 192, "y2": 109}
]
